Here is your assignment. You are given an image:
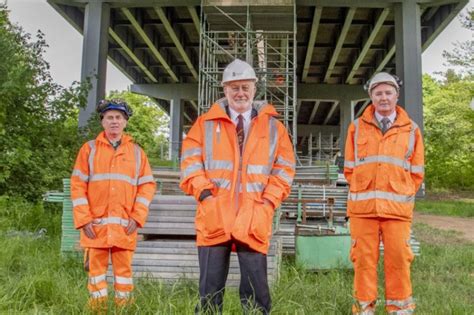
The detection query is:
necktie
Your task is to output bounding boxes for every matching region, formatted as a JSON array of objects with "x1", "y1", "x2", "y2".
[
  {"x1": 381, "y1": 117, "x2": 390, "y2": 134},
  {"x1": 236, "y1": 114, "x2": 245, "y2": 155}
]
